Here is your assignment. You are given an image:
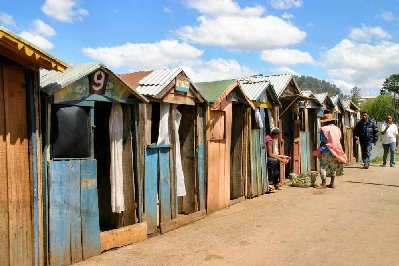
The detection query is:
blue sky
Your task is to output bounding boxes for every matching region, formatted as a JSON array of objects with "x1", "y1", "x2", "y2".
[{"x1": 1, "y1": 0, "x2": 399, "y2": 95}]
